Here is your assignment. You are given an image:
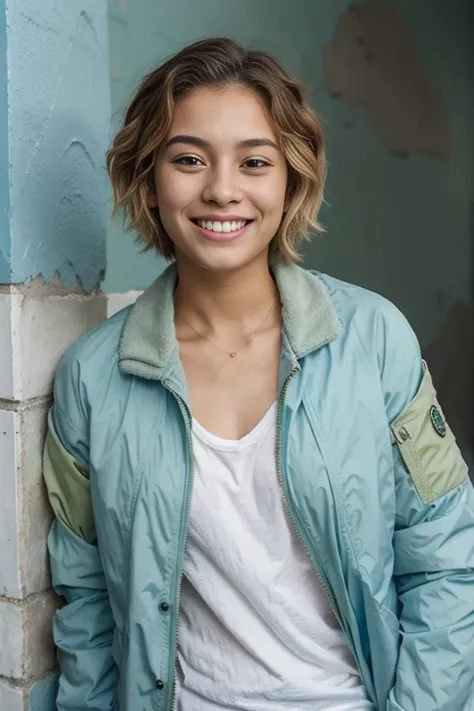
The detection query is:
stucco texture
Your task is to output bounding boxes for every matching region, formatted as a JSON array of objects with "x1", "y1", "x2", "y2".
[{"x1": 1, "y1": 1, "x2": 110, "y2": 290}]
